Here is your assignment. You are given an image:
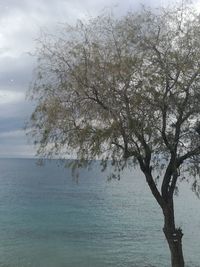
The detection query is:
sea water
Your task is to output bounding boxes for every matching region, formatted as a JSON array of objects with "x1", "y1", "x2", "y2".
[{"x1": 0, "y1": 159, "x2": 199, "y2": 267}]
